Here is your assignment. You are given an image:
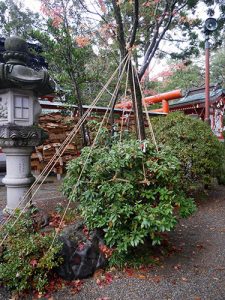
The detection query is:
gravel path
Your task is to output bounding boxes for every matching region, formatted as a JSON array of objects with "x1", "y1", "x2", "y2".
[
  {"x1": 0, "y1": 176, "x2": 67, "y2": 212},
  {"x1": 1, "y1": 182, "x2": 225, "y2": 300}
]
